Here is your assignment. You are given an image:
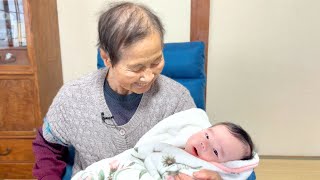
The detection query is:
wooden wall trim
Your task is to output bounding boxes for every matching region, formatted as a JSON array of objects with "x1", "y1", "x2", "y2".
[
  {"x1": 191, "y1": 0, "x2": 210, "y2": 73},
  {"x1": 191, "y1": 0, "x2": 210, "y2": 105}
]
